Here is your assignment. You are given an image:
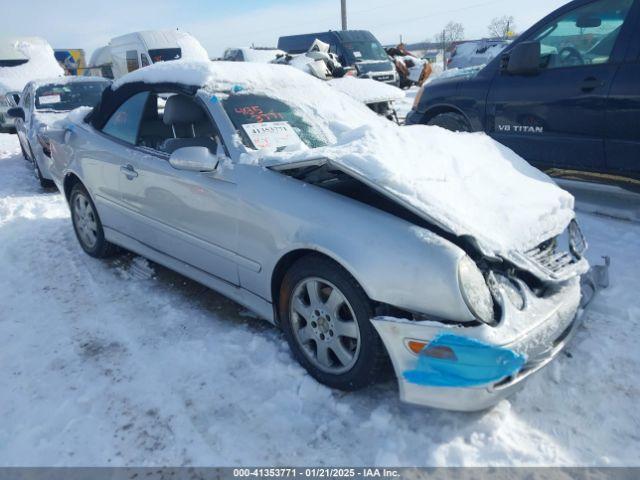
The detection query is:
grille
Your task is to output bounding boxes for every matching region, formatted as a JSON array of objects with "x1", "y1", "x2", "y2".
[{"x1": 525, "y1": 239, "x2": 576, "y2": 274}]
